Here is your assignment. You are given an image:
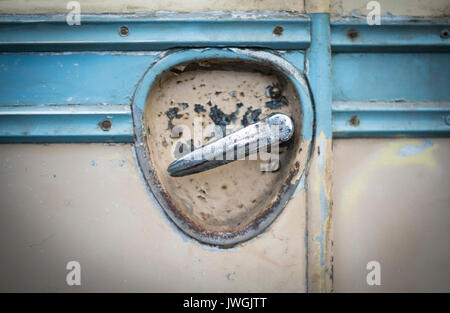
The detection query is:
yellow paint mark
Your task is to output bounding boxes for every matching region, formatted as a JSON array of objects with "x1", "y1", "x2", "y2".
[
  {"x1": 310, "y1": 132, "x2": 333, "y2": 292},
  {"x1": 343, "y1": 139, "x2": 438, "y2": 213}
]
